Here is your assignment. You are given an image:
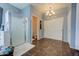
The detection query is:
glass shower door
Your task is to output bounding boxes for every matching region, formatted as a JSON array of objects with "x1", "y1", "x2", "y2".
[{"x1": 11, "y1": 16, "x2": 25, "y2": 46}]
